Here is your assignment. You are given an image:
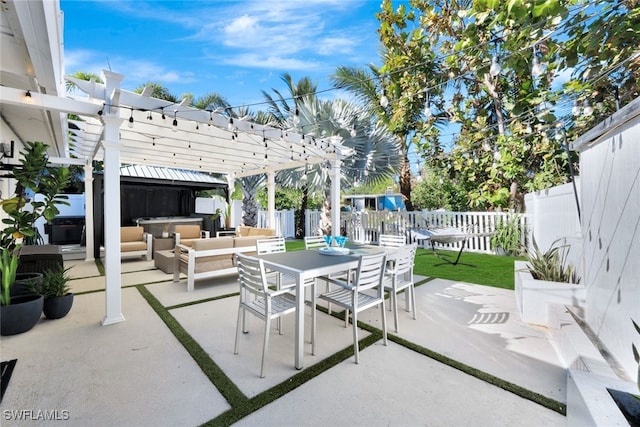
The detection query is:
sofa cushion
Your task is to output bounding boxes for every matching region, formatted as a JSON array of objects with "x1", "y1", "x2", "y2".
[
  {"x1": 193, "y1": 237, "x2": 234, "y2": 251},
  {"x1": 121, "y1": 226, "x2": 144, "y2": 242},
  {"x1": 232, "y1": 236, "x2": 258, "y2": 257},
  {"x1": 192, "y1": 237, "x2": 235, "y2": 267},
  {"x1": 236, "y1": 226, "x2": 251, "y2": 237},
  {"x1": 174, "y1": 225, "x2": 201, "y2": 239},
  {"x1": 247, "y1": 227, "x2": 275, "y2": 237},
  {"x1": 121, "y1": 241, "x2": 147, "y2": 252}
]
